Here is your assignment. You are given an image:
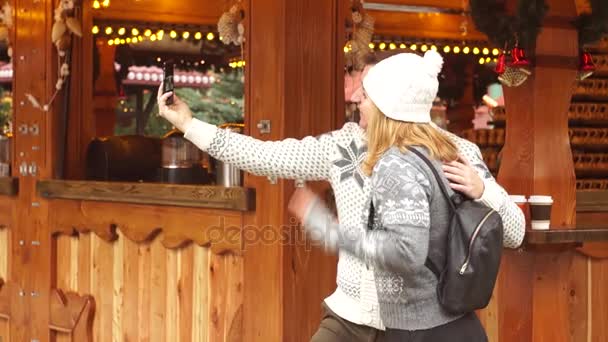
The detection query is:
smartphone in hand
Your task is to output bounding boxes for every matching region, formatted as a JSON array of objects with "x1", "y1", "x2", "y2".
[{"x1": 163, "y1": 60, "x2": 175, "y2": 105}]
